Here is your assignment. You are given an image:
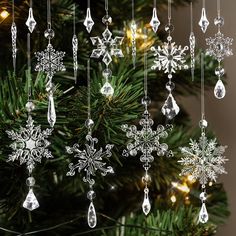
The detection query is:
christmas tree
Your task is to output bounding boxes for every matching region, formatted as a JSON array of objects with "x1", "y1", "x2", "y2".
[{"x1": 0, "y1": 0, "x2": 229, "y2": 235}]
